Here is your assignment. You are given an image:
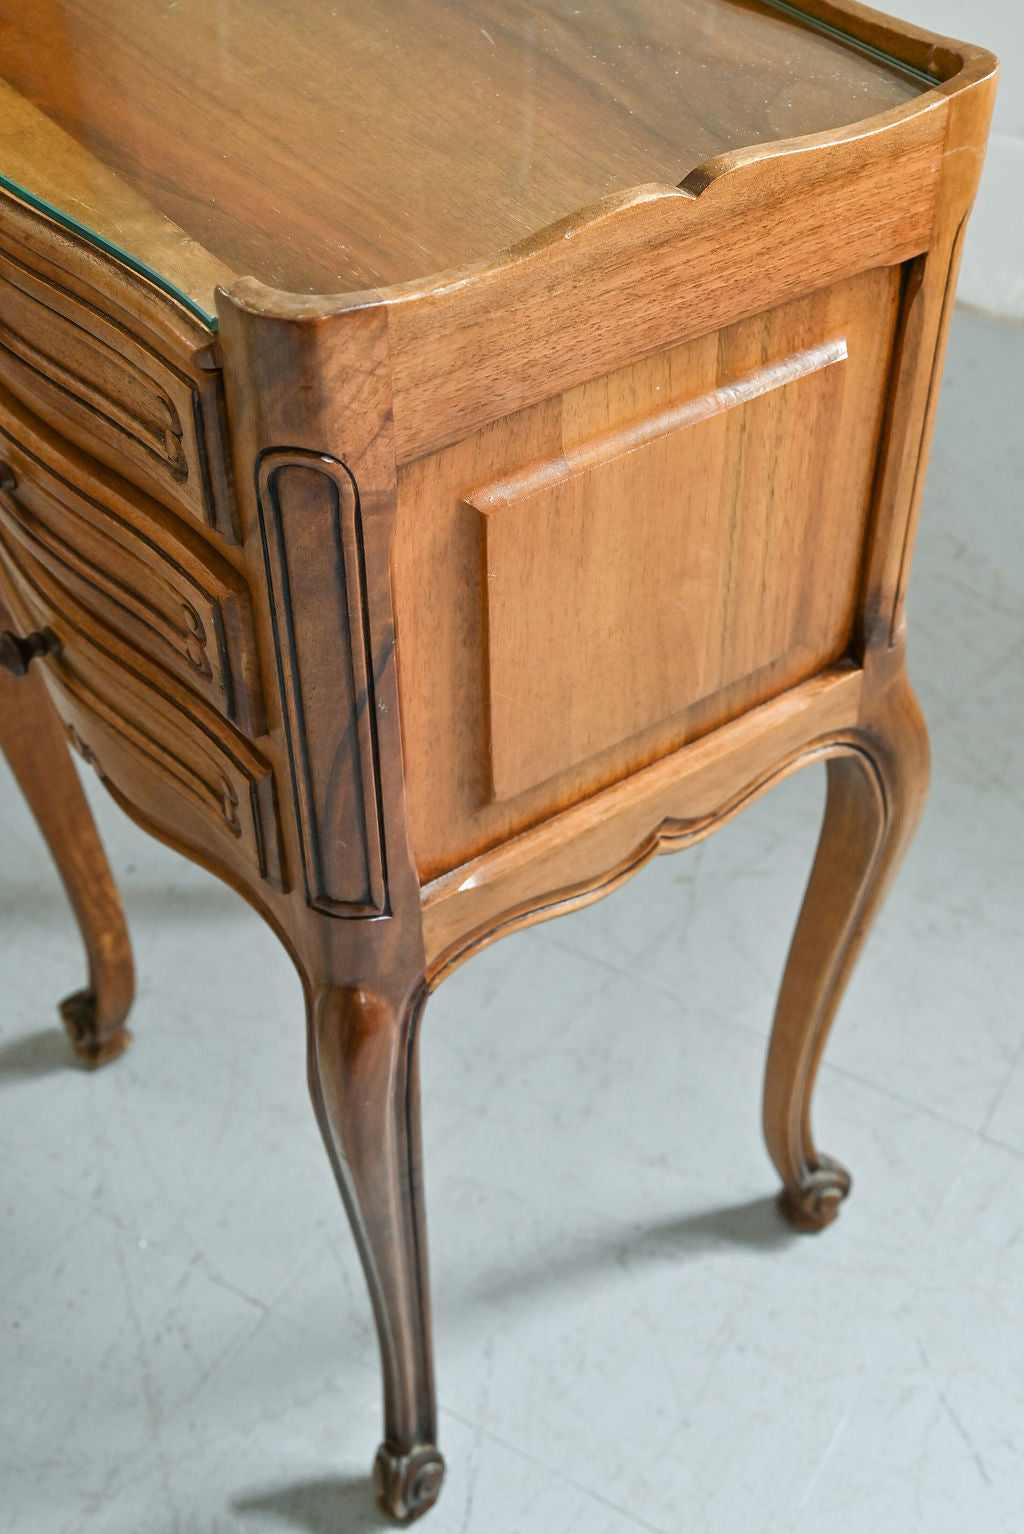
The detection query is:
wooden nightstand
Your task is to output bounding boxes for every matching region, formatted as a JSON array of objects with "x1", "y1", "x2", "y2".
[{"x1": 0, "y1": 0, "x2": 996, "y2": 1520}]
